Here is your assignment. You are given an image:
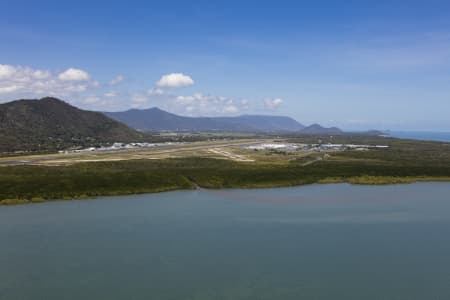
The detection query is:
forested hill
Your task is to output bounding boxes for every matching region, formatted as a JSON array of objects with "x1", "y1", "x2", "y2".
[{"x1": 0, "y1": 97, "x2": 143, "y2": 152}]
